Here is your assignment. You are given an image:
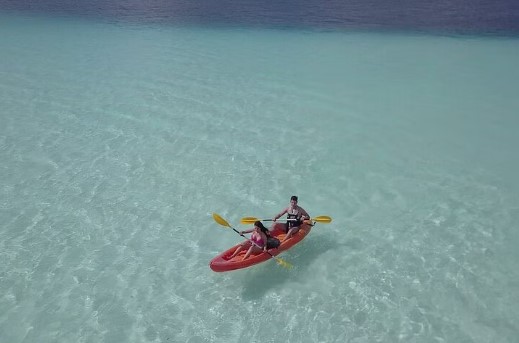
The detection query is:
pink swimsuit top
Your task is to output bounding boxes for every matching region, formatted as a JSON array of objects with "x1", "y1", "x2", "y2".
[{"x1": 251, "y1": 235, "x2": 264, "y2": 247}]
